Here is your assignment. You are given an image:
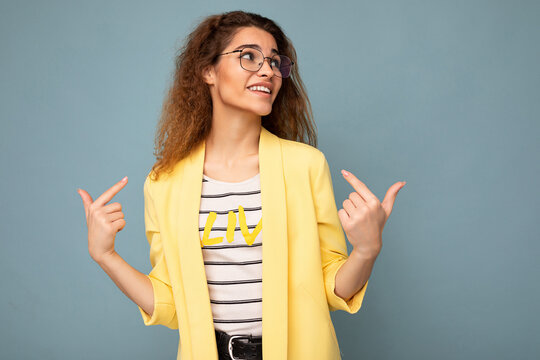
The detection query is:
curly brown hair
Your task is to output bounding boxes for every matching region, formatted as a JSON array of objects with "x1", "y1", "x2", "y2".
[{"x1": 149, "y1": 10, "x2": 318, "y2": 181}]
